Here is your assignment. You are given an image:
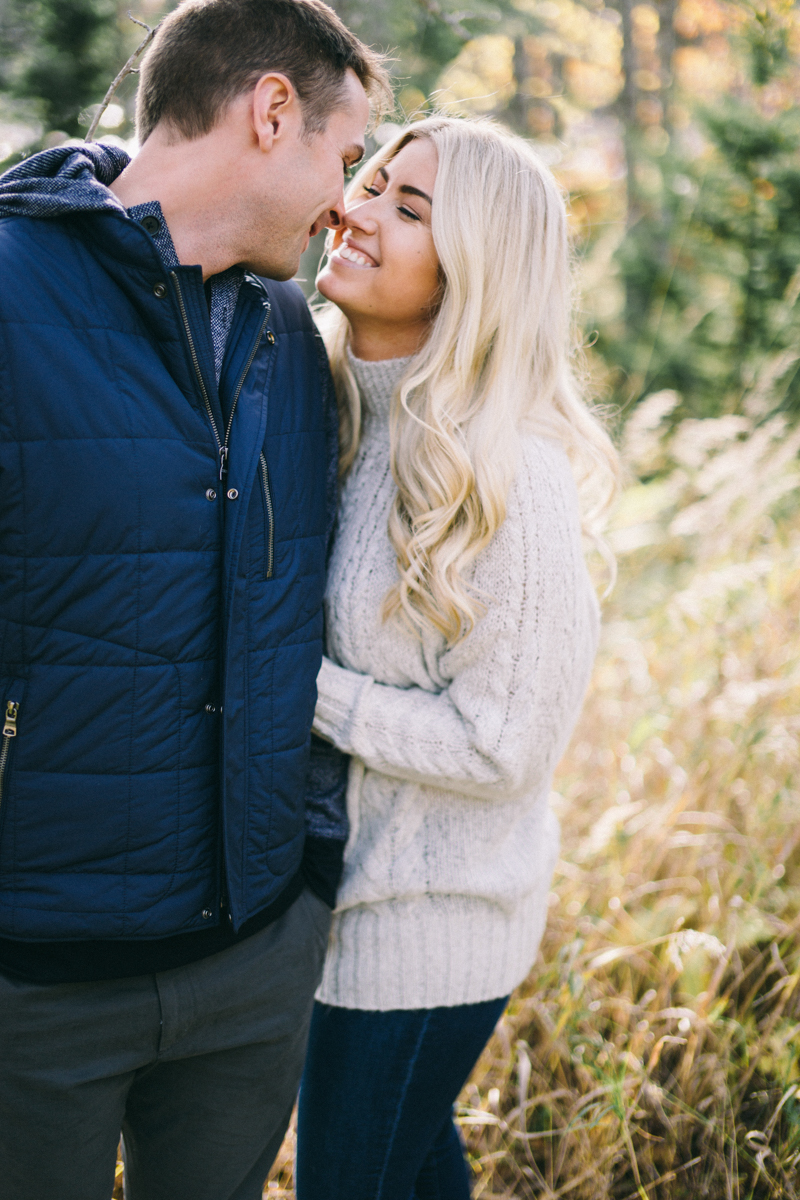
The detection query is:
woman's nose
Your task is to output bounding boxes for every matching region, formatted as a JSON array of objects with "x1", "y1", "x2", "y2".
[{"x1": 344, "y1": 204, "x2": 378, "y2": 236}]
